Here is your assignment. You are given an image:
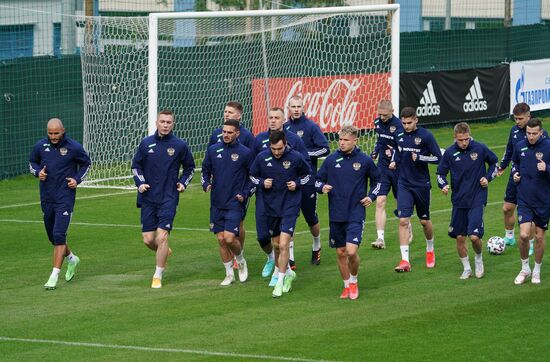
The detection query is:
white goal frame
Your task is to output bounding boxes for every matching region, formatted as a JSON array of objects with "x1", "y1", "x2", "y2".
[{"x1": 147, "y1": 4, "x2": 400, "y2": 135}]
